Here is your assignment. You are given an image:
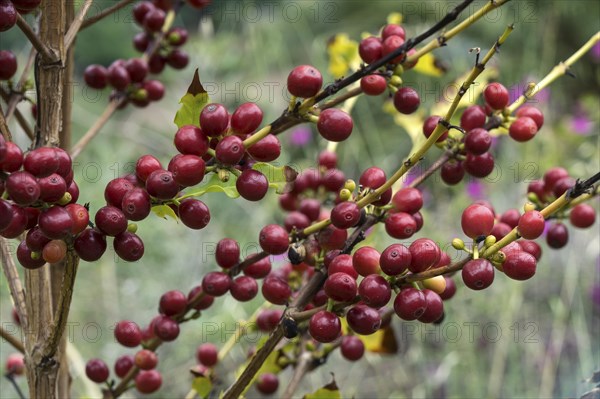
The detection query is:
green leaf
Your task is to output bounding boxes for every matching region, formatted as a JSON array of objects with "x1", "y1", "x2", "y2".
[
  {"x1": 181, "y1": 172, "x2": 240, "y2": 199},
  {"x1": 151, "y1": 205, "x2": 178, "y2": 221},
  {"x1": 174, "y1": 69, "x2": 210, "y2": 128},
  {"x1": 191, "y1": 376, "x2": 213, "y2": 399},
  {"x1": 252, "y1": 162, "x2": 298, "y2": 194},
  {"x1": 303, "y1": 375, "x2": 341, "y2": 399}
]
